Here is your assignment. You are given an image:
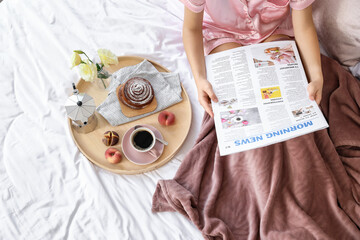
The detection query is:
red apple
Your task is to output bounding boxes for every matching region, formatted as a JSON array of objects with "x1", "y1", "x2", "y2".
[
  {"x1": 158, "y1": 111, "x2": 176, "y2": 126},
  {"x1": 105, "y1": 148, "x2": 122, "y2": 164}
]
